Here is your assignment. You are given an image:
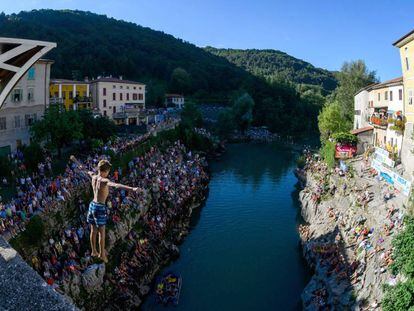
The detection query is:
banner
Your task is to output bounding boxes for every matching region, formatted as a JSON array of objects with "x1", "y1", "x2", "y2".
[{"x1": 371, "y1": 159, "x2": 412, "y2": 196}]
